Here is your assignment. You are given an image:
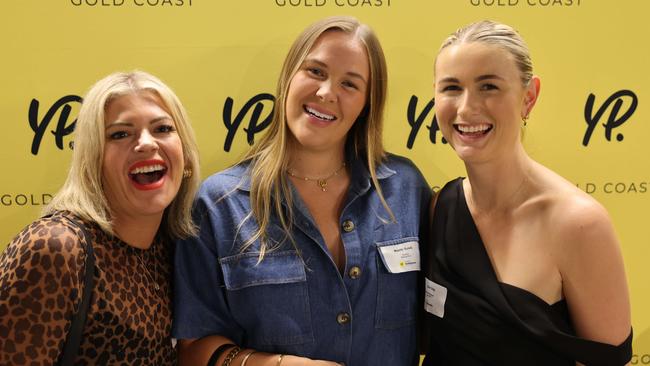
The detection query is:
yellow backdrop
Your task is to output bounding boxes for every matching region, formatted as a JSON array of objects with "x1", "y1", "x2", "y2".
[{"x1": 1, "y1": 0, "x2": 648, "y2": 361}]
